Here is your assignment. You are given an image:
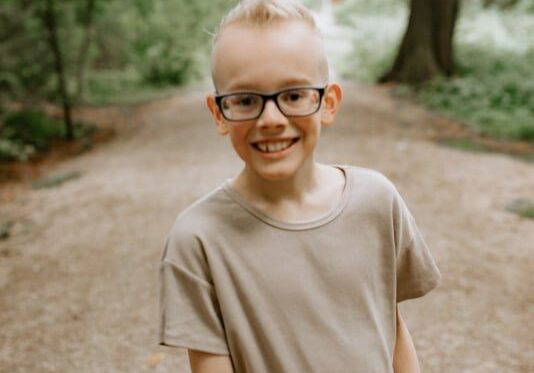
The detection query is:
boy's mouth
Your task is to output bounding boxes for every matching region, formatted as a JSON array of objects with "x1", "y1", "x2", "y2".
[{"x1": 251, "y1": 138, "x2": 300, "y2": 153}]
